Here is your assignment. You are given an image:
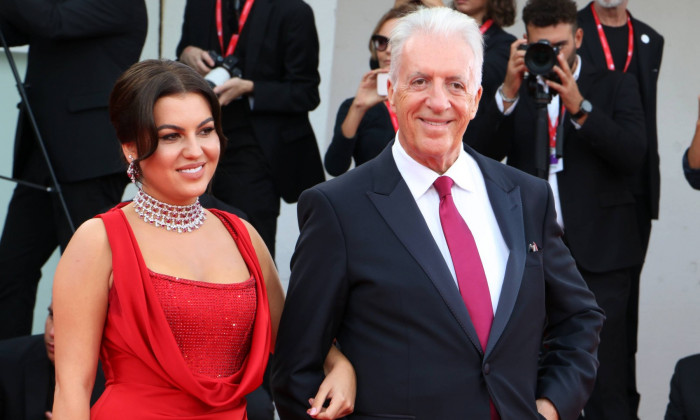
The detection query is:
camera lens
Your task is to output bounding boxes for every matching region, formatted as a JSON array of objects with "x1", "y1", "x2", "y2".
[{"x1": 524, "y1": 41, "x2": 558, "y2": 76}]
